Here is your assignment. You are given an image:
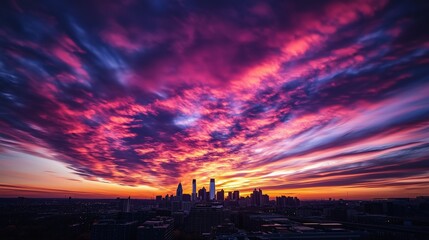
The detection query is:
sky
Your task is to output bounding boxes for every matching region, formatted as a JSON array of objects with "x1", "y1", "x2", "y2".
[{"x1": 0, "y1": 0, "x2": 429, "y2": 200}]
